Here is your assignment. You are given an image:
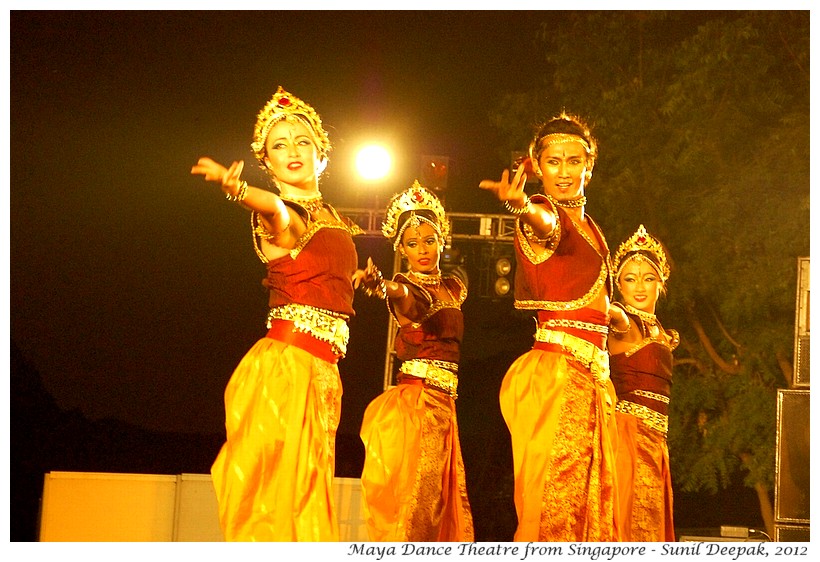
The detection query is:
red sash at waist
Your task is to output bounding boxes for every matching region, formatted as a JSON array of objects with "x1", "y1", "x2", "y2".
[{"x1": 266, "y1": 319, "x2": 341, "y2": 364}]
